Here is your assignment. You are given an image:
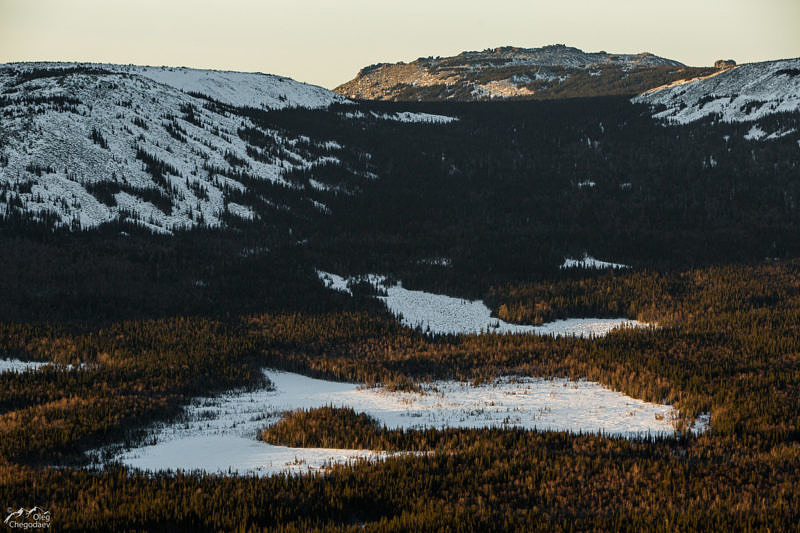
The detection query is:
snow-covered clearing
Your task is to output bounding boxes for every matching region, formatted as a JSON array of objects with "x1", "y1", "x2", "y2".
[
  {"x1": 117, "y1": 435, "x2": 390, "y2": 477},
  {"x1": 316, "y1": 271, "x2": 647, "y2": 336},
  {"x1": 561, "y1": 254, "x2": 630, "y2": 270},
  {"x1": 742, "y1": 126, "x2": 796, "y2": 142},
  {"x1": 0, "y1": 358, "x2": 51, "y2": 373},
  {"x1": 316, "y1": 270, "x2": 353, "y2": 294},
  {"x1": 106, "y1": 368, "x2": 692, "y2": 476}
]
